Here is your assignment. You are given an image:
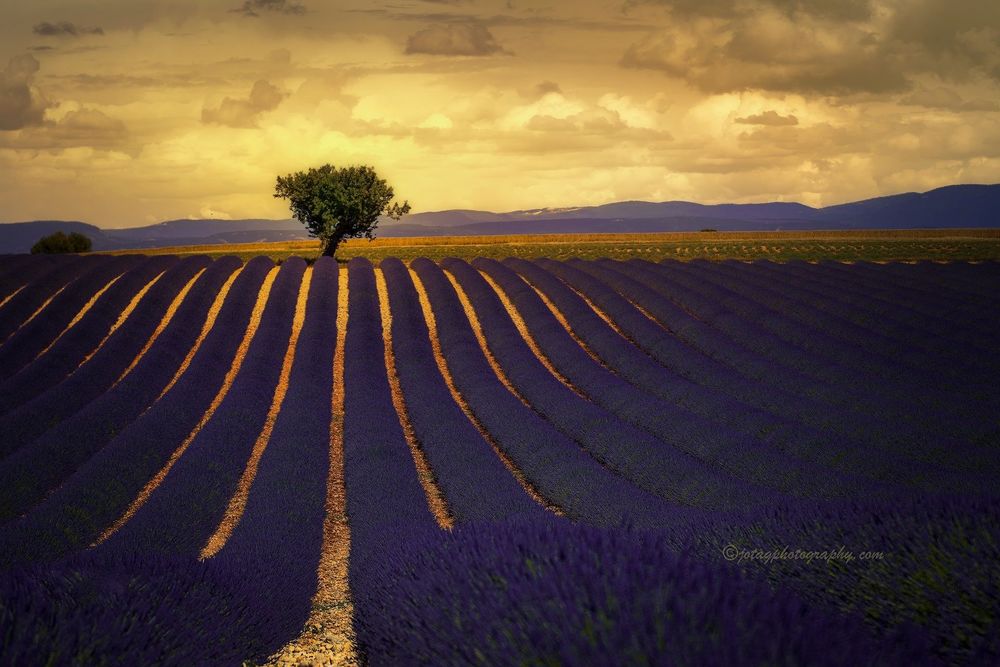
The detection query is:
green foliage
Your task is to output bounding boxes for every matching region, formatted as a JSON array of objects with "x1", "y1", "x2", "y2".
[
  {"x1": 274, "y1": 164, "x2": 410, "y2": 257},
  {"x1": 30, "y1": 231, "x2": 92, "y2": 254}
]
